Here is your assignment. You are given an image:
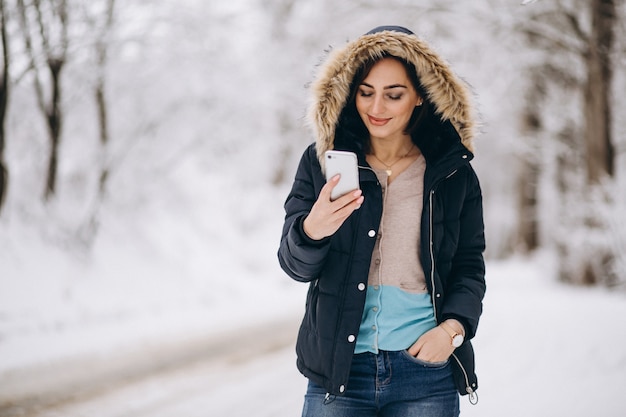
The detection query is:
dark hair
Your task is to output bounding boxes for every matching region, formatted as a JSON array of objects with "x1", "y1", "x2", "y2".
[{"x1": 335, "y1": 54, "x2": 431, "y2": 153}]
